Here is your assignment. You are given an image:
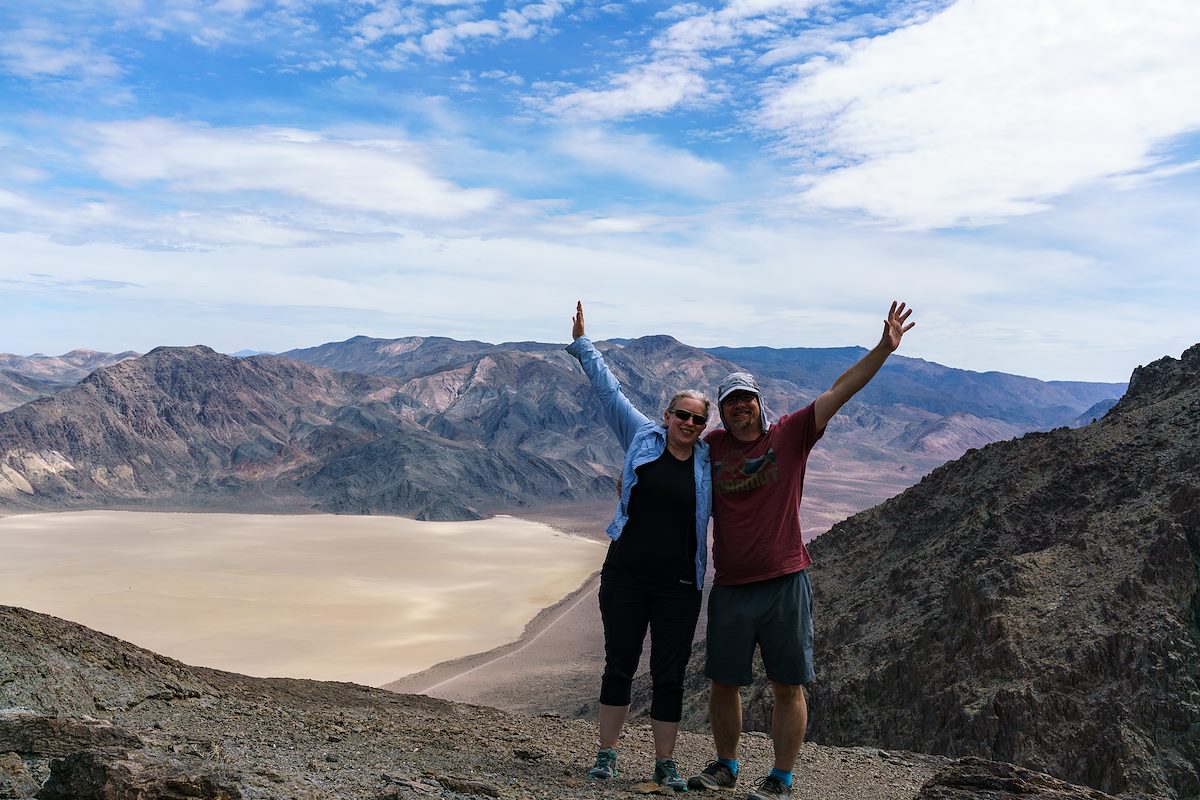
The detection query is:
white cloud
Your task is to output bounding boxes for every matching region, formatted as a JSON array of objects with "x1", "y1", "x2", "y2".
[
  {"x1": 3, "y1": 198, "x2": 1190, "y2": 381},
  {"x1": 84, "y1": 118, "x2": 501, "y2": 220},
  {"x1": 538, "y1": 0, "x2": 830, "y2": 121},
  {"x1": 535, "y1": 213, "x2": 658, "y2": 235},
  {"x1": 655, "y1": 0, "x2": 819, "y2": 54},
  {"x1": 545, "y1": 59, "x2": 710, "y2": 120},
  {"x1": 0, "y1": 24, "x2": 122, "y2": 83},
  {"x1": 0, "y1": 184, "x2": 332, "y2": 248},
  {"x1": 412, "y1": 0, "x2": 571, "y2": 60},
  {"x1": 479, "y1": 69, "x2": 524, "y2": 85},
  {"x1": 554, "y1": 127, "x2": 729, "y2": 196},
  {"x1": 760, "y1": 0, "x2": 1200, "y2": 228},
  {"x1": 351, "y1": 2, "x2": 427, "y2": 45}
]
